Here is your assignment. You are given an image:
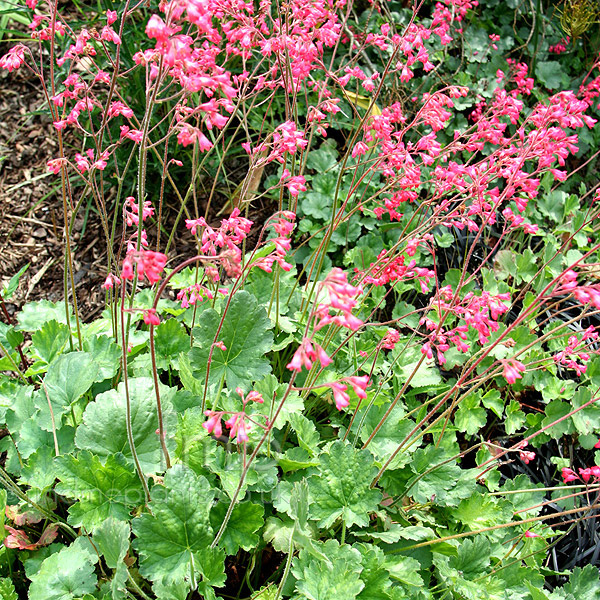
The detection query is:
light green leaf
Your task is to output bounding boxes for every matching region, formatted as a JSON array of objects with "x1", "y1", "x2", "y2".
[
  {"x1": 174, "y1": 407, "x2": 216, "y2": 476},
  {"x1": 43, "y1": 352, "x2": 98, "y2": 423},
  {"x1": 28, "y1": 540, "x2": 98, "y2": 600},
  {"x1": 1, "y1": 263, "x2": 28, "y2": 300},
  {"x1": 355, "y1": 543, "x2": 393, "y2": 600},
  {"x1": 454, "y1": 493, "x2": 511, "y2": 529},
  {"x1": 385, "y1": 555, "x2": 423, "y2": 588},
  {"x1": 292, "y1": 539, "x2": 364, "y2": 600},
  {"x1": 82, "y1": 335, "x2": 120, "y2": 381},
  {"x1": 505, "y1": 400, "x2": 526, "y2": 435},
  {"x1": 94, "y1": 519, "x2": 130, "y2": 600},
  {"x1": 502, "y1": 475, "x2": 546, "y2": 518},
  {"x1": 308, "y1": 440, "x2": 381, "y2": 529},
  {"x1": 189, "y1": 290, "x2": 273, "y2": 390},
  {"x1": 408, "y1": 447, "x2": 476, "y2": 507},
  {"x1": 277, "y1": 447, "x2": 320, "y2": 473},
  {"x1": 561, "y1": 565, "x2": 600, "y2": 598},
  {"x1": 0, "y1": 578, "x2": 18, "y2": 600},
  {"x1": 55, "y1": 451, "x2": 143, "y2": 529},
  {"x1": 251, "y1": 375, "x2": 304, "y2": 430},
  {"x1": 16, "y1": 300, "x2": 72, "y2": 332},
  {"x1": 454, "y1": 393, "x2": 487, "y2": 436},
  {"x1": 289, "y1": 413, "x2": 320, "y2": 456},
  {"x1": 31, "y1": 320, "x2": 70, "y2": 365},
  {"x1": 208, "y1": 447, "x2": 278, "y2": 499},
  {"x1": 154, "y1": 319, "x2": 189, "y2": 370},
  {"x1": 132, "y1": 466, "x2": 221, "y2": 587},
  {"x1": 0, "y1": 490, "x2": 5, "y2": 543},
  {"x1": 76, "y1": 377, "x2": 176, "y2": 474},
  {"x1": 210, "y1": 502, "x2": 264, "y2": 555},
  {"x1": 94, "y1": 518, "x2": 130, "y2": 569},
  {"x1": 536, "y1": 61, "x2": 569, "y2": 90},
  {"x1": 19, "y1": 446, "x2": 57, "y2": 493}
]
